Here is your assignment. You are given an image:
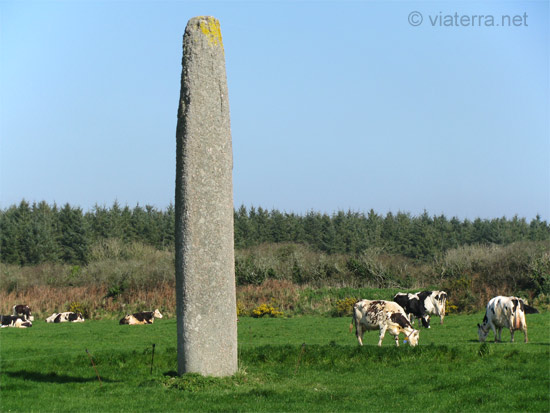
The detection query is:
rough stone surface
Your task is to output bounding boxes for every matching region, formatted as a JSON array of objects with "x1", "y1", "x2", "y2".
[{"x1": 175, "y1": 16, "x2": 237, "y2": 377}]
